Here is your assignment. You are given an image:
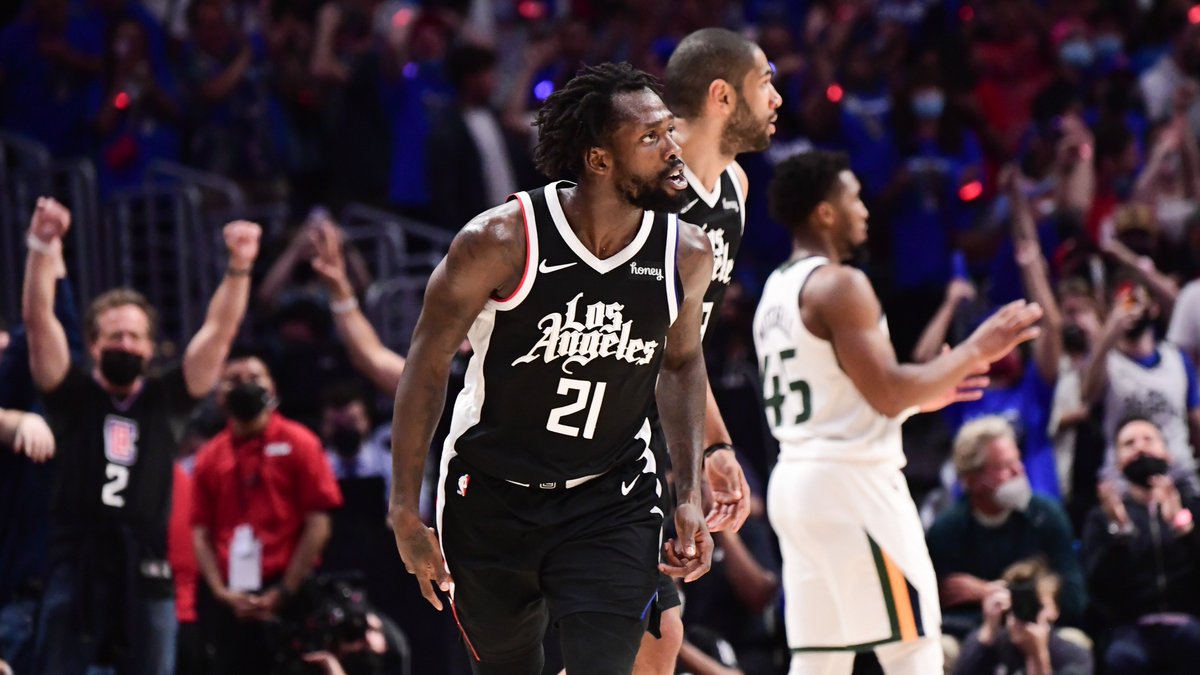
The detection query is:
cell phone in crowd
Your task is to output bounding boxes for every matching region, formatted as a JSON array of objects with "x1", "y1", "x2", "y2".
[{"x1": 1009, "y1": 580, "x2": 1042, "y2": 624}]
